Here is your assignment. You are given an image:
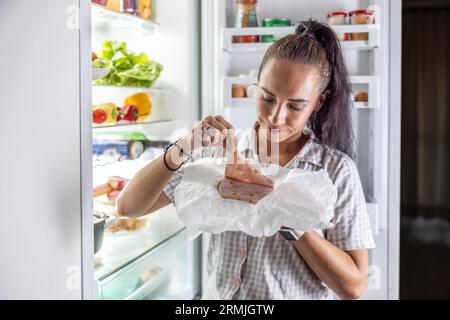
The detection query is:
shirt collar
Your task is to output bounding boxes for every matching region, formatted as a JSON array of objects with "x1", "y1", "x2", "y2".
[{"x1": 242, "y1": 122, "x2": 323, "y2": 168}]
